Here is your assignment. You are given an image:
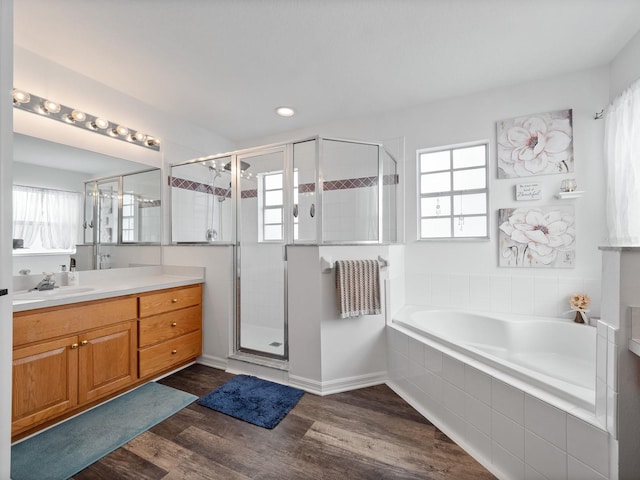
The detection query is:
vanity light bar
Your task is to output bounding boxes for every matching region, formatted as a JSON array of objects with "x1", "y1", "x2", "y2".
[{"x1": 12, "y1": 89, "x2": 160, "y2": 151}]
